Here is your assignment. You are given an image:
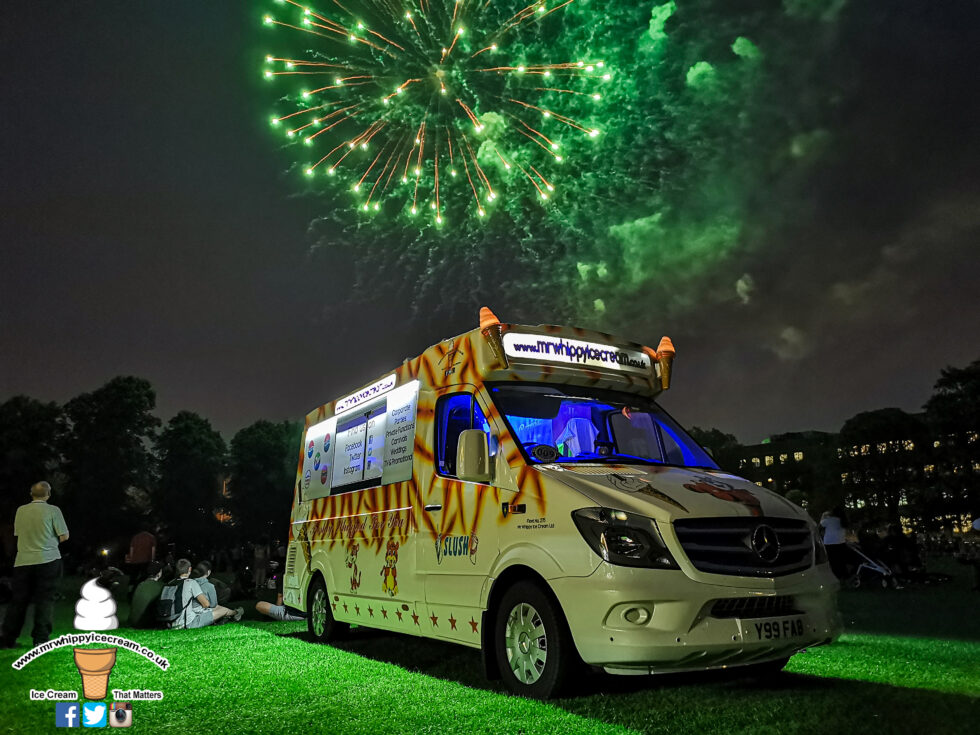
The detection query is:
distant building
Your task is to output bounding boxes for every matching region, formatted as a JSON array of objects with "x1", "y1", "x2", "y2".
[
  {"x1": 716, "y1": 420, "x2": 978, "y2": 532},
  {"x1": 718, "y1": 431, "x2": 837, "y2": 508}
]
